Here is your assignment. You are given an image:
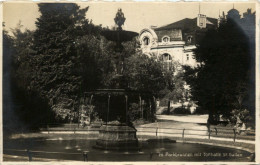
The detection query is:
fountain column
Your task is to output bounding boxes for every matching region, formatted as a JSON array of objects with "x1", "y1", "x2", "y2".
[
  {"x1": 106, "y1": 95, "x2": 110, "y2": 124},
  {"x1": 92, "y1": 8, "x2": 140, "y2": 151},
  {"x1": 125, "y1": 95, "x2": 128, "y2": 124}
]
